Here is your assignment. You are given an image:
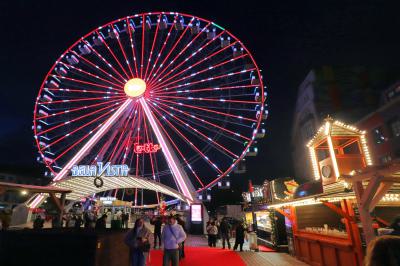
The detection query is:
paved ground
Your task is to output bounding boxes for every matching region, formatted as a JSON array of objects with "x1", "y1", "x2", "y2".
[
  {"x1": 184, "y1": 235, "x2": 309, "y2": 266},
  {"x1": 14, "y1": 220, "x2": 308, "y2": 265}
]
